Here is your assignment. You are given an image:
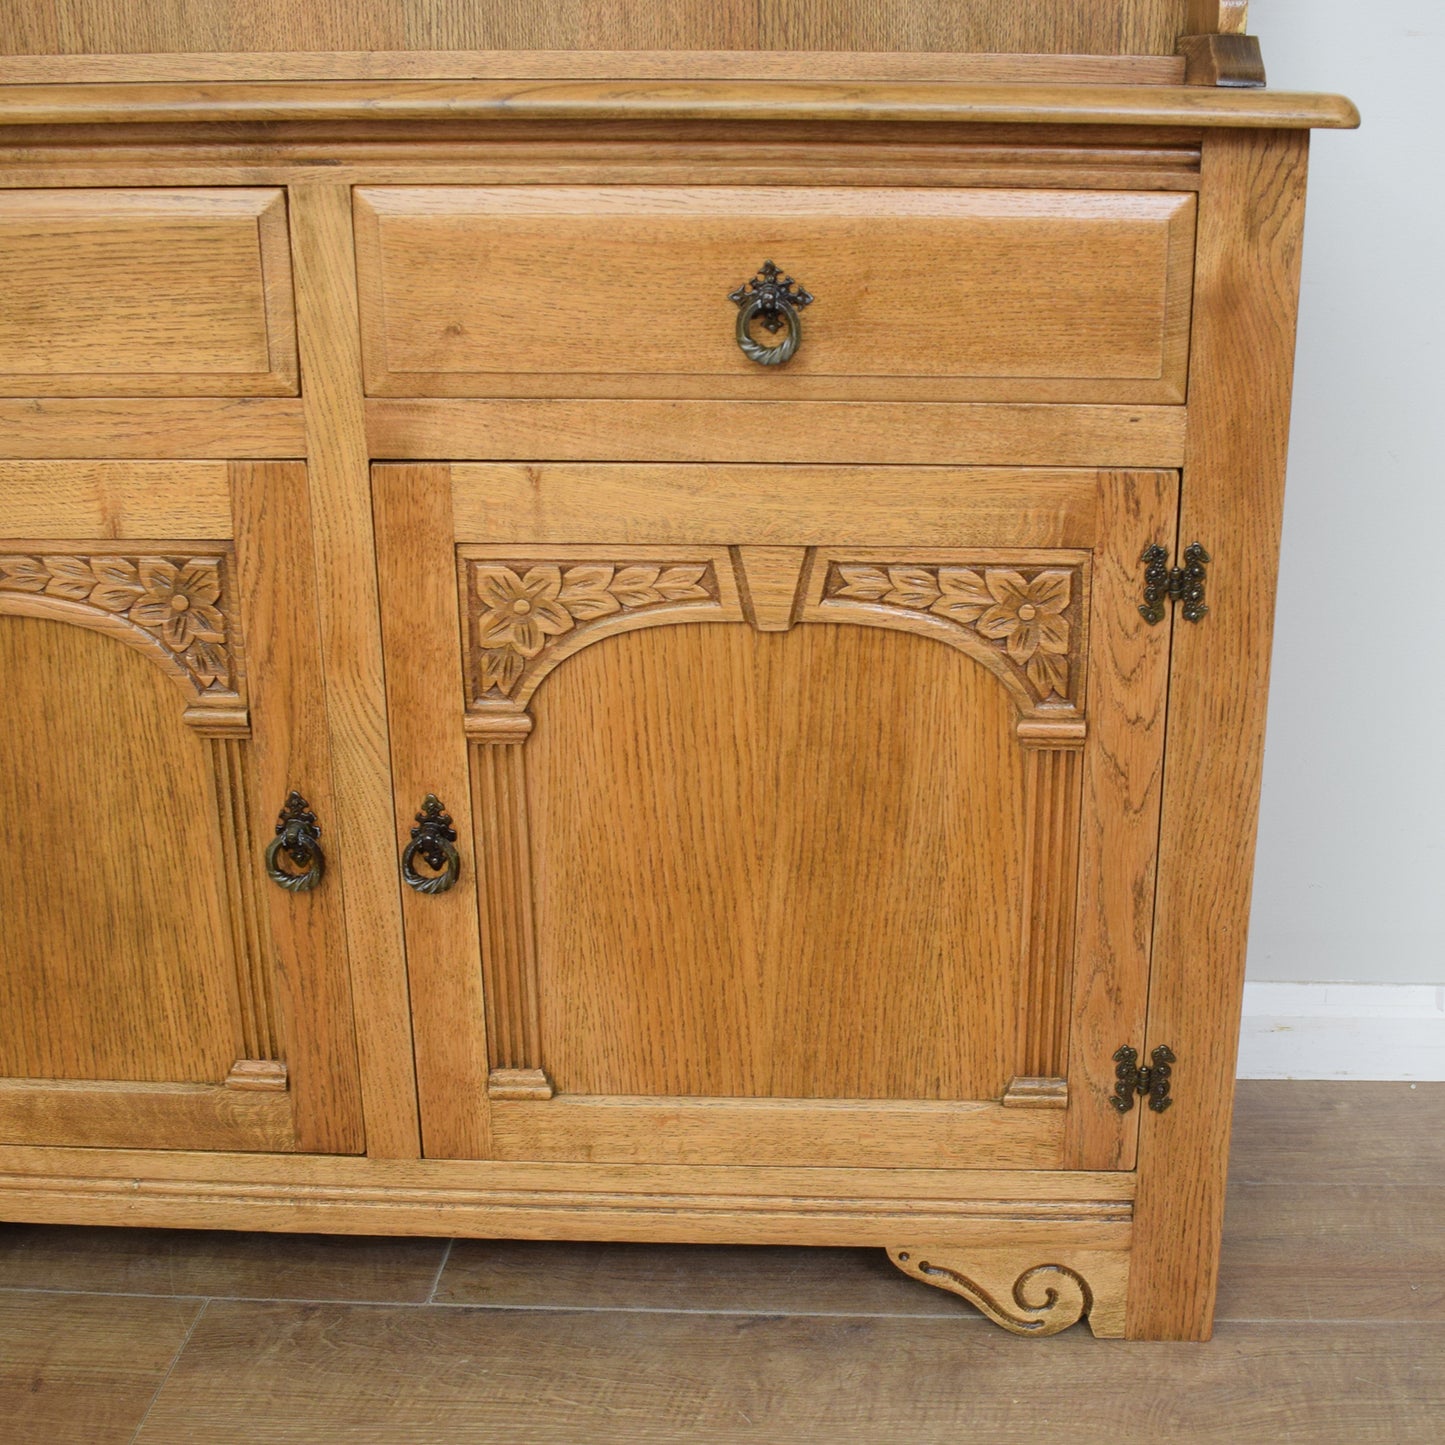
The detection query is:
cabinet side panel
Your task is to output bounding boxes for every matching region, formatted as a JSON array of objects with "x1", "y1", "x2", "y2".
[{"x1": 1129, "y1": 131, "x2": 1310, "y2": 1340}]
